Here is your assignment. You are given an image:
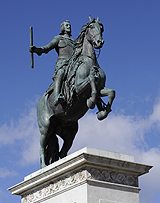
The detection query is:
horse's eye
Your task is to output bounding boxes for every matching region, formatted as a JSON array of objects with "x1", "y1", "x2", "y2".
[{"x1": 89, "y1": 25, "x2": 94, "y2": 29}]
